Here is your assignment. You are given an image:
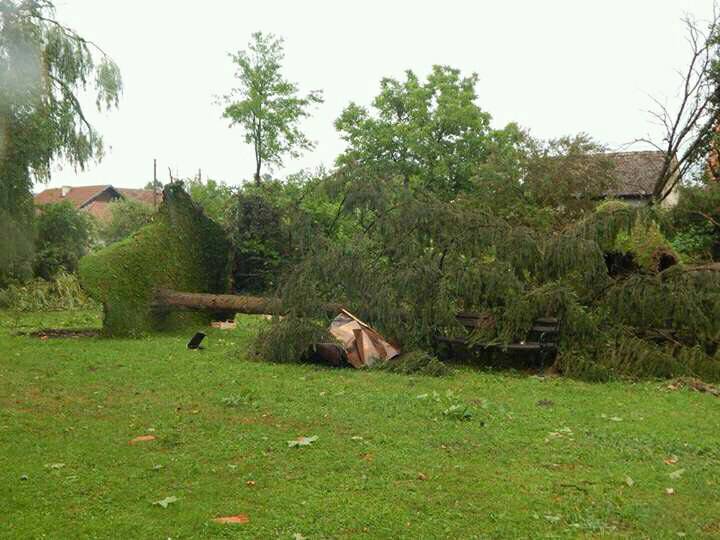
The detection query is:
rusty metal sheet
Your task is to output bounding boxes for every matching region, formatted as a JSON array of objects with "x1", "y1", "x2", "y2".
[{"x1": 329, "y1": 309, "x2": 400, "y2": 368}]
